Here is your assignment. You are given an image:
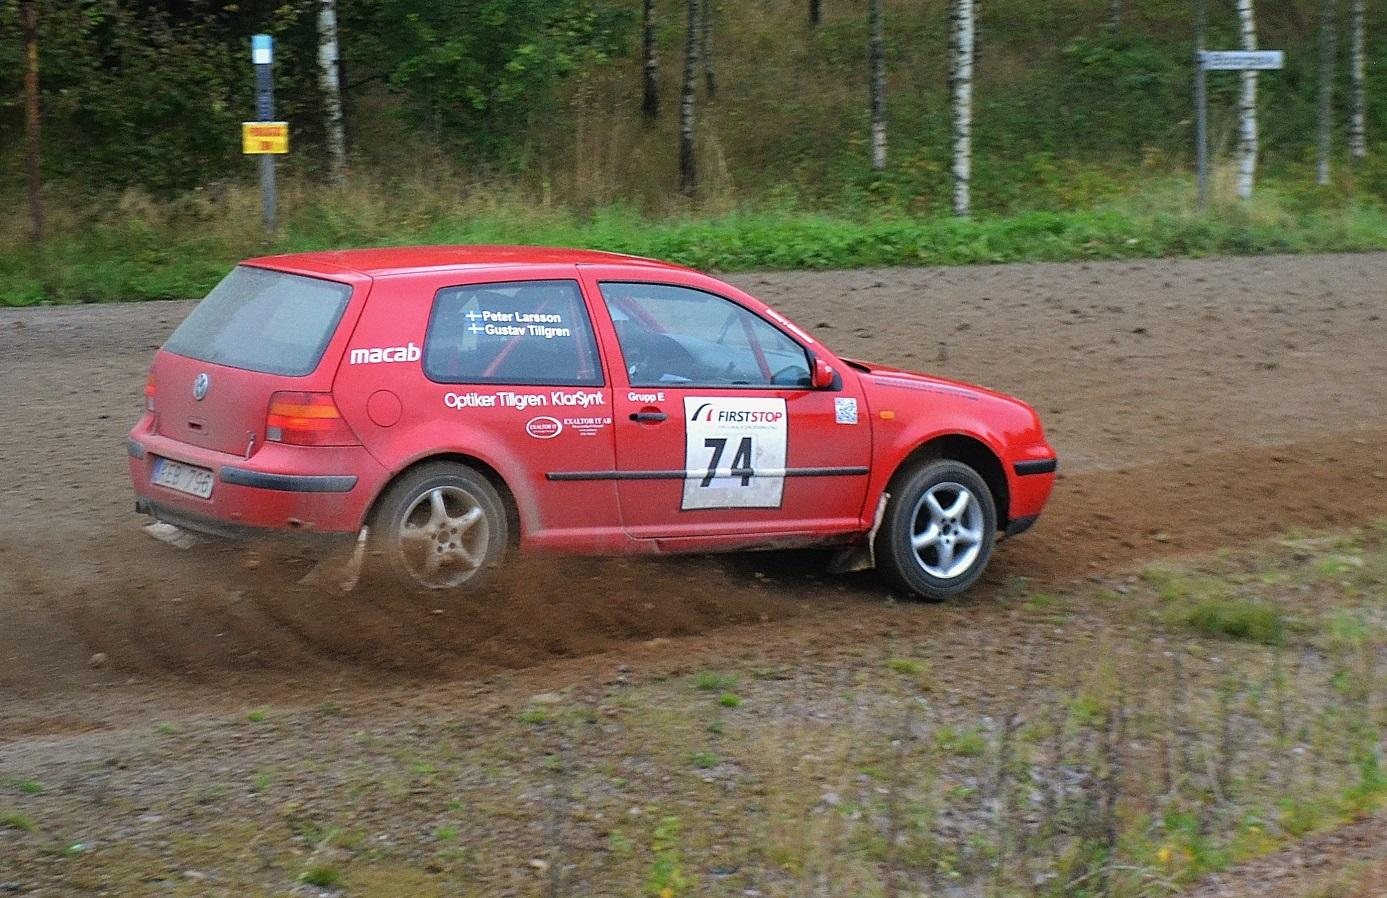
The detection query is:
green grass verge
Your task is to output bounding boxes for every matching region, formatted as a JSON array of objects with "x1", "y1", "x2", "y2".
[{"x1": 4, "y1": 179, "x2": 1387, "y2": 306}]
